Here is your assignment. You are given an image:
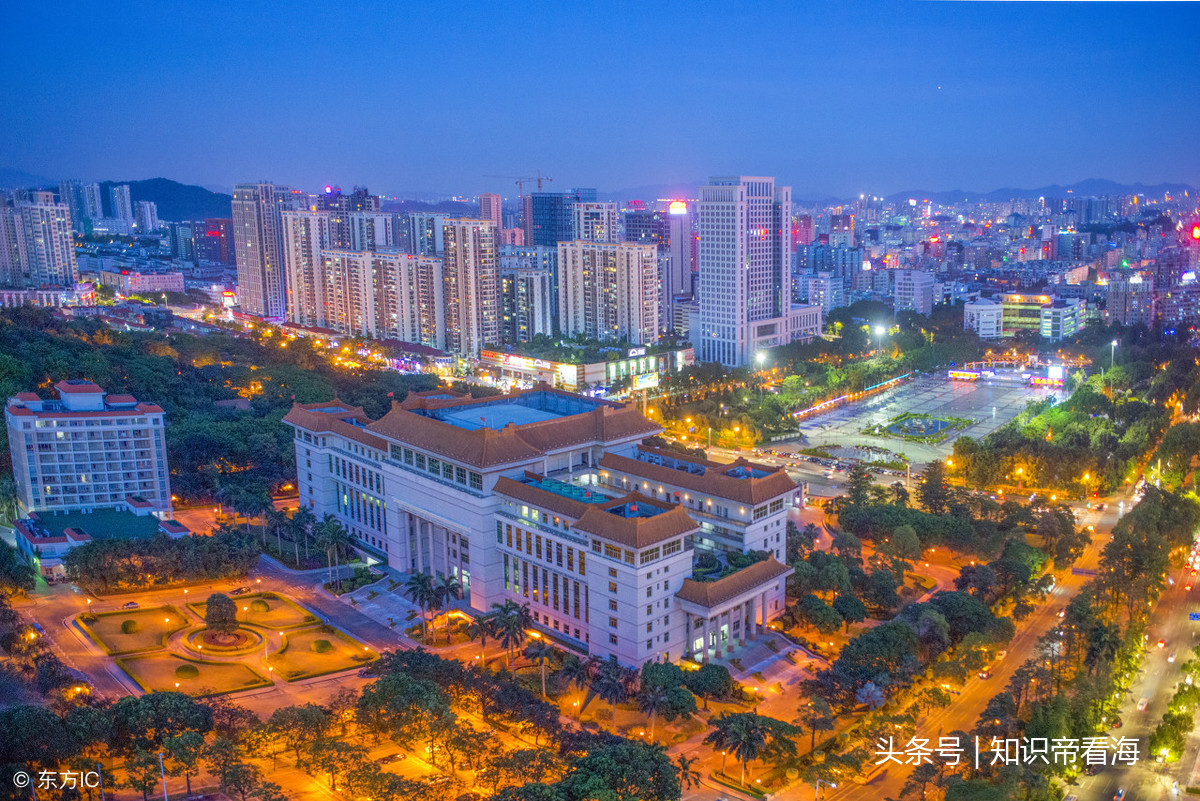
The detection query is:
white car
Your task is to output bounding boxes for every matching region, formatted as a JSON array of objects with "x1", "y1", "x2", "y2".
[
  {"x1": 1137, "y1": 698, "x2": 1149, "y2": 712},
  {"x1": 1169, "y1": 651, "x2": 1177, "y2": 663}
]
